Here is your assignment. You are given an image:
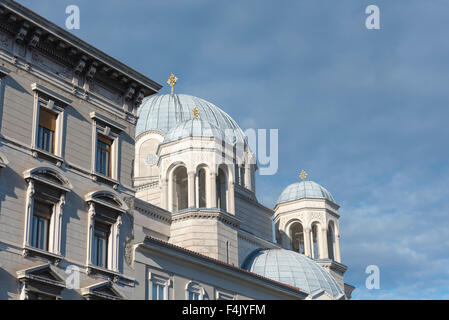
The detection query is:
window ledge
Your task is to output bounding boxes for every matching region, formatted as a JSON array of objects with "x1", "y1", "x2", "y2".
[
  {"x1": 91, "y1": 172, "x2": 119, "y2": 189},
  {"x1": 31, "y1": 147, "x2": 64, "y2": 167},
  {"x1": 87, "y1": 264, "x2": 121, "y2": 282},
  {"x1": 23, "y1": 246, "x2": 63, "y2": 265}
]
